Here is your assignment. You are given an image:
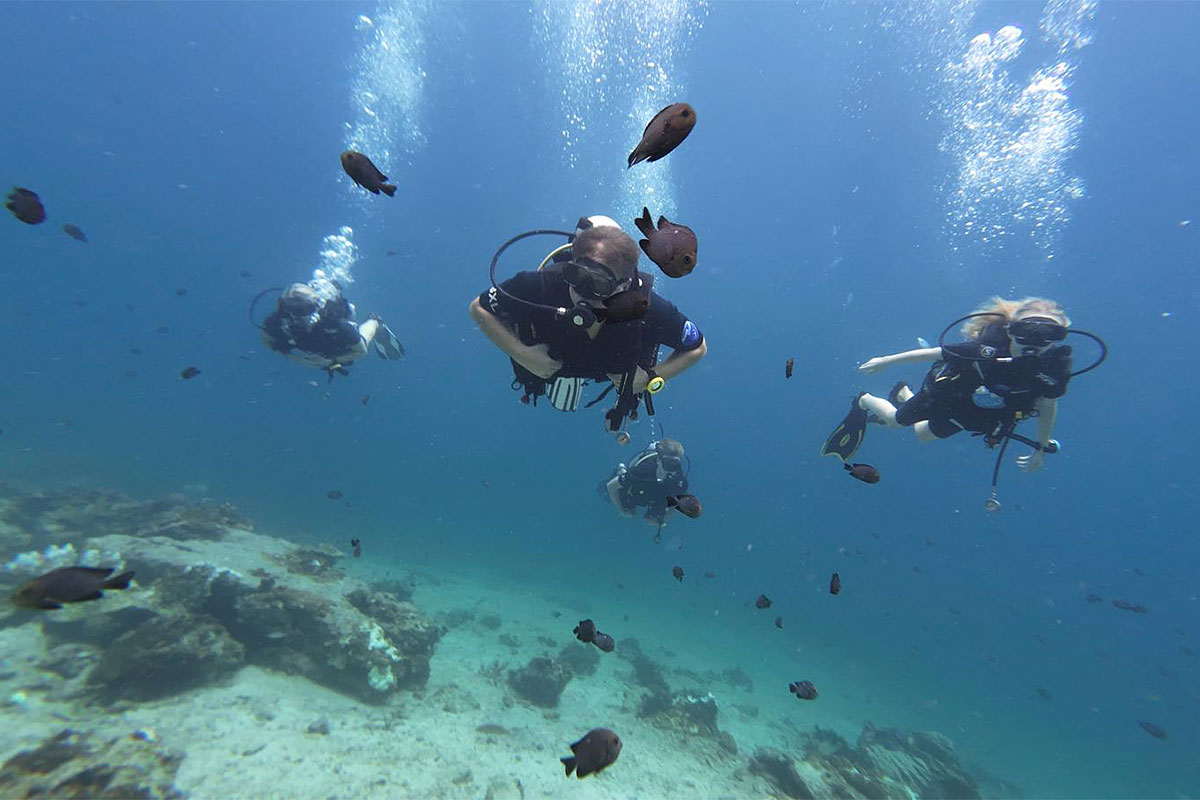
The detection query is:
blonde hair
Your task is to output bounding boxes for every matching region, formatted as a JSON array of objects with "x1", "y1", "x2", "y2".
[
  {"x1": 655, "y1": 439, "x2": 685, "y2": 459},
  {"x1": 960, "y1": 296, "x2": 1070, "y2": 340}
]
